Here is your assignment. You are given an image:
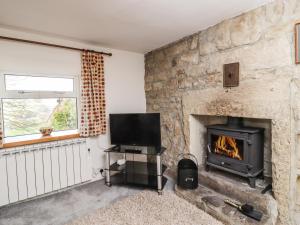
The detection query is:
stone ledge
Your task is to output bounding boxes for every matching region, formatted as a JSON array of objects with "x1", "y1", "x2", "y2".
[
  {"x1": 198, "y1": 169, "x2": 273, "y2": 213},
  {"x1": 174, "y1": 169, "x2": 277, "y2": 225},
  {"x1": 175, "y1": 184, "x2": 277, "y2": 225}
]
